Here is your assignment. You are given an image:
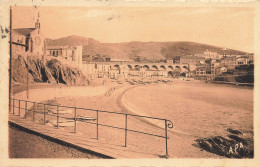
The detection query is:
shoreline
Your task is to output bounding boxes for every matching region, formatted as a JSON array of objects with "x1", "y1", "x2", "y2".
[{"x1": 207, "y1": 80, "x2": 254, "y2": 87}]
